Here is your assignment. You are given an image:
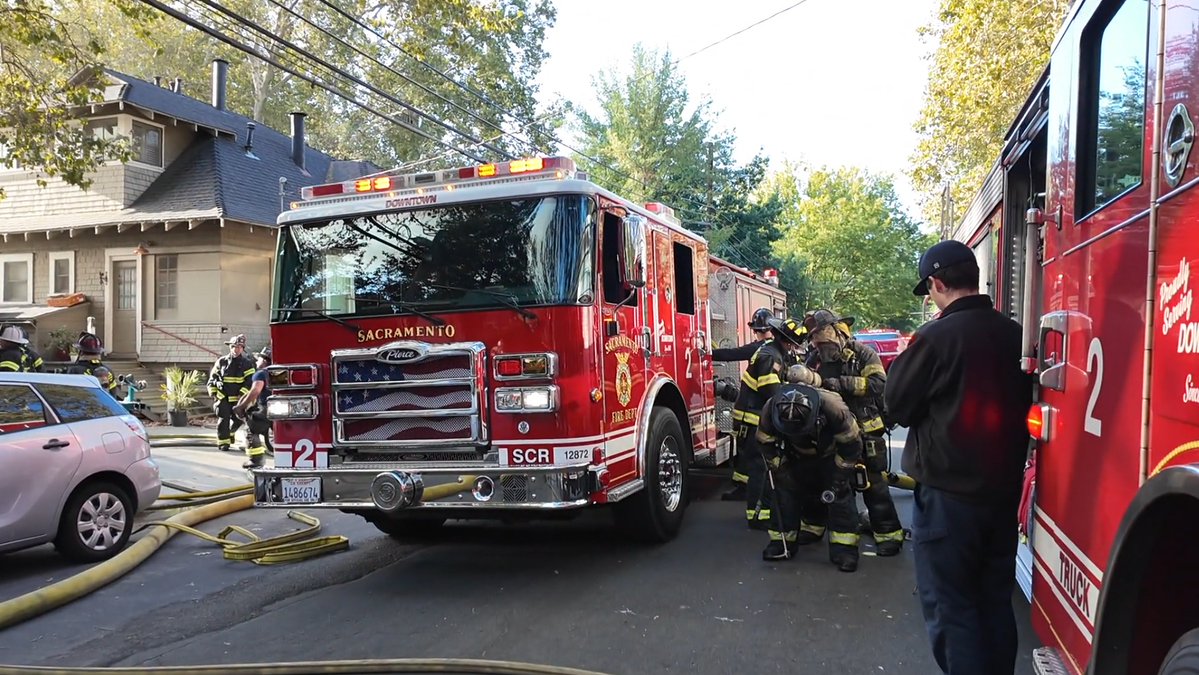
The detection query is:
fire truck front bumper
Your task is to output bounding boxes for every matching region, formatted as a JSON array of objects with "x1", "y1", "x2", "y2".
[{"x1": 252, "y1": 465, "x2": 601, "y2": 511}]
